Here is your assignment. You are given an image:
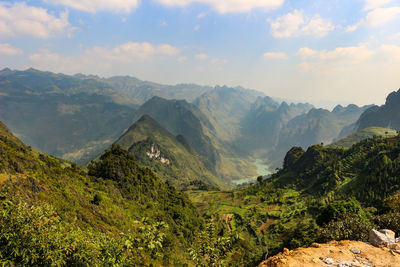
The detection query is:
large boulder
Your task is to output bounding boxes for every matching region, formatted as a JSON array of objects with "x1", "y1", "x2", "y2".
[{"x1": 369, "y1": 229, "x2": 395, "y2": 247}]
